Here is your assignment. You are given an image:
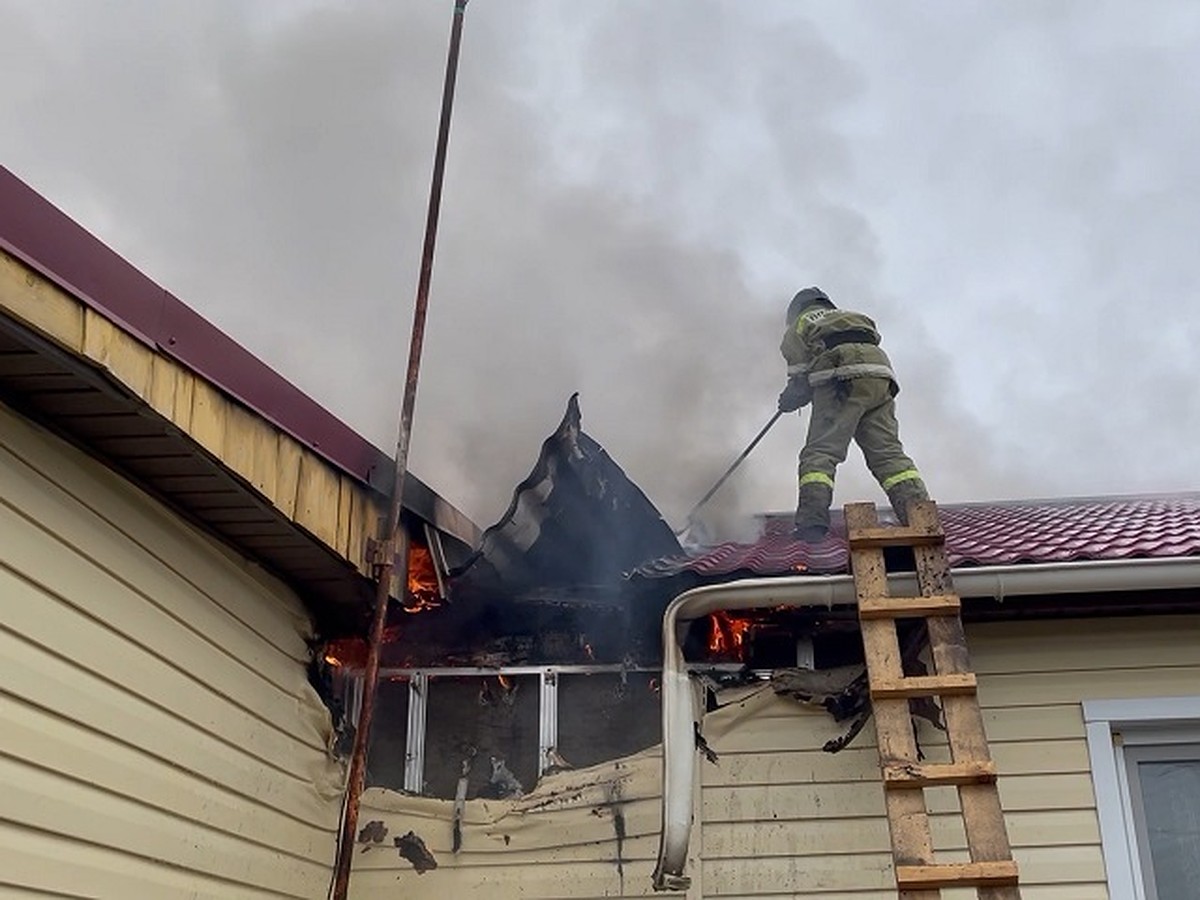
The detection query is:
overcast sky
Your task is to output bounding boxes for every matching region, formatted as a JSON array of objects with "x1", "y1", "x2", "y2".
[{"x1": 3, "y1": 1, "x2": 1198, "y2": 535}]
